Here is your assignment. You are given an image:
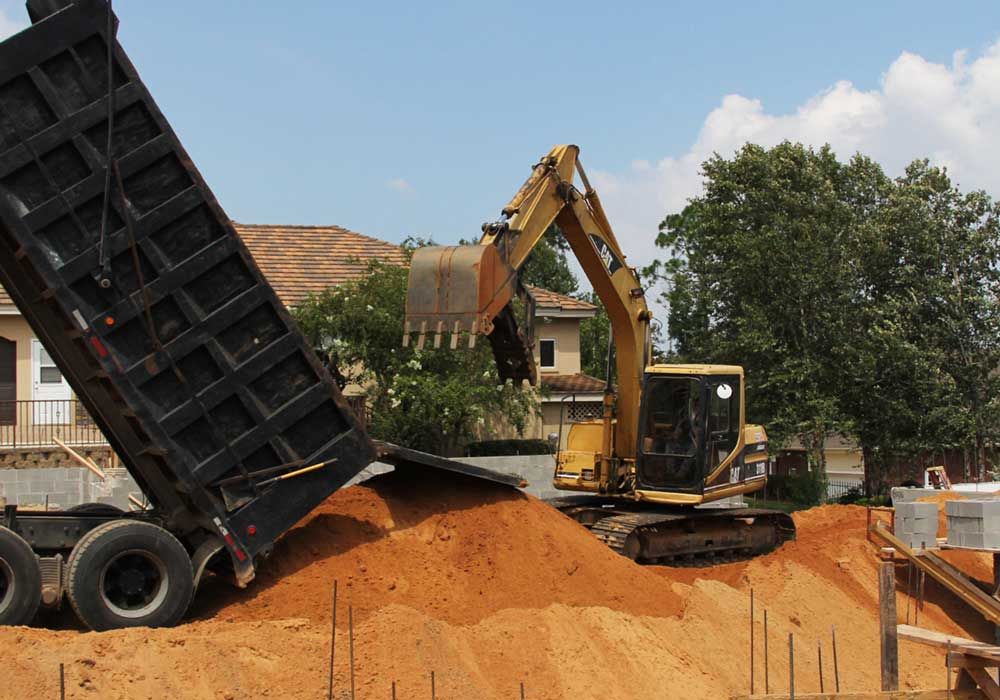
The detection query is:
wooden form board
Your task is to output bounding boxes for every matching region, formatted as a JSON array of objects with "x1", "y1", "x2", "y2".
[
  {"x1": 731, "y1": 691, "x2": 985, "y2": 699},
  {"x1": 870, "y1": 523, "x2": 1000, "y2": 625}
]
